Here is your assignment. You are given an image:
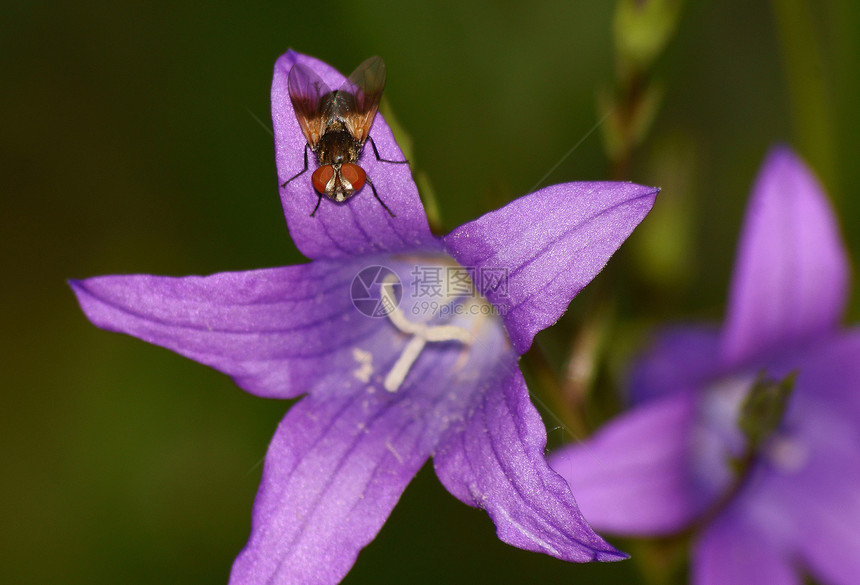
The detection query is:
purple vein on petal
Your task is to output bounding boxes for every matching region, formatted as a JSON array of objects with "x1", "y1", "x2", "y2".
[
  {"x1": 72, "y1": 278, "x2": 356, "y2": 337},
  {"x1": 476, "y1": 394, "x2": 573, "y2": 551},
  {"x1": 273, "y1": 398, "x2": 421, "y2": 565},
  {"x1": 503, "y1": 192, "x2": 654, "y2": 284}
]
